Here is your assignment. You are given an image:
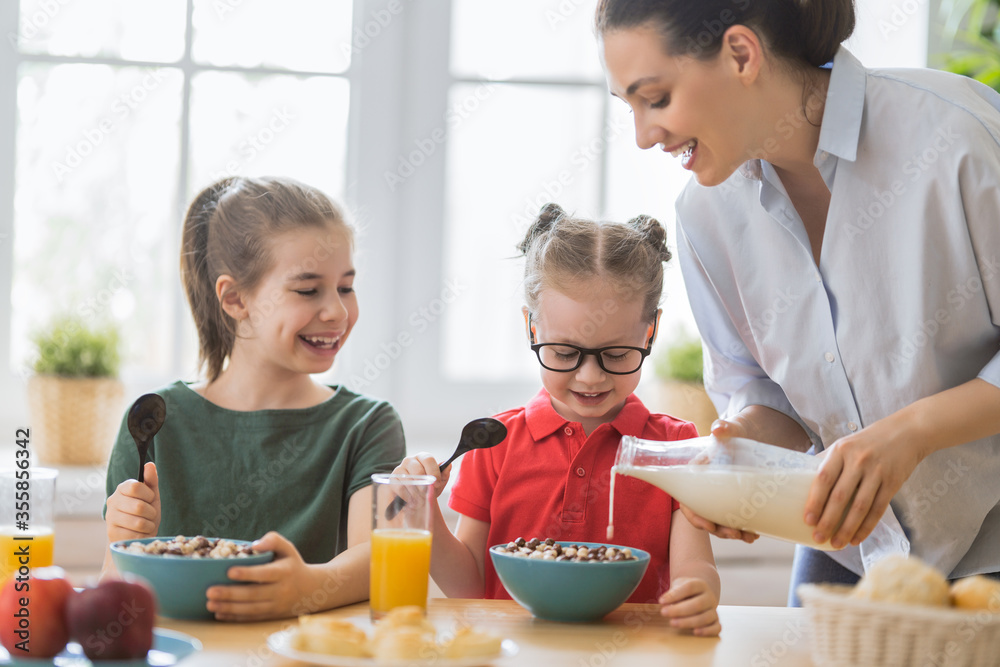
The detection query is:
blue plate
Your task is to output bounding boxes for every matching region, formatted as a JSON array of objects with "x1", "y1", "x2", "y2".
[{"x1": 0, "y1": 627, "x2": 201, "y2": 665}]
